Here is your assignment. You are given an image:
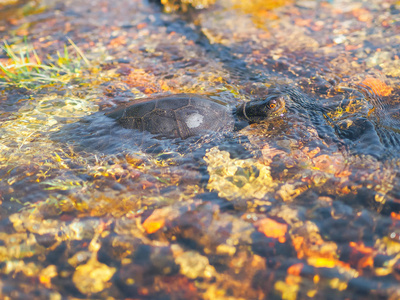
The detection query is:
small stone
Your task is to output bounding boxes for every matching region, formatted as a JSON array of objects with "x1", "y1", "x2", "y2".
[
  {"x1": 333, "y1": 35, "x2": 346, "y2": 44},
  {"x1": 175, "y1": 251, "x2": 215, "y2": 279},
  {"x1": 296, "y1": 1, "x2": 317, "y2": 9}
]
